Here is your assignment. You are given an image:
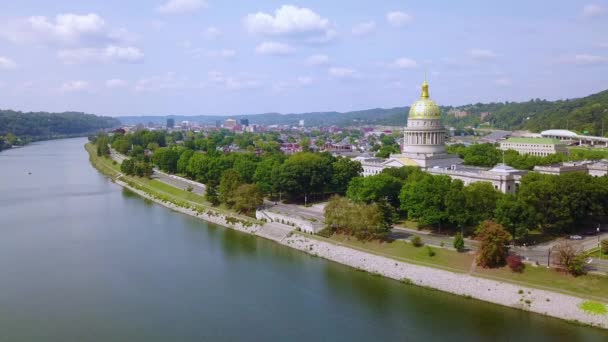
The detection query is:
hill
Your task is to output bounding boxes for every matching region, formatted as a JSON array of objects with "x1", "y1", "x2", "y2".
[
  {"x1": 0, "y1": 110, "x2": 120, "y2": 142},
  {"x1": 118, "y1": 88, "x2": 608, "y2": 135}
]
